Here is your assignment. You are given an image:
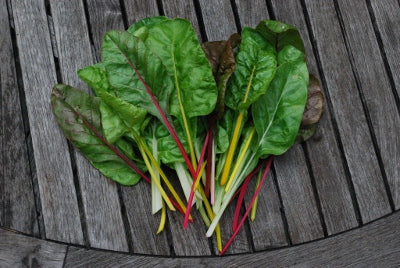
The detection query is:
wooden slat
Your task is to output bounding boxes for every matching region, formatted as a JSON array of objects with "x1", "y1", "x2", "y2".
[
  {"x1": 270, "y1": 0, "x2": 359, "y2": 235},
  {"x1": 85, "y1": 0, "x2": 125, "y2": 58},
  {"x1": 369, "y1": 0, "x2": 400, "y2": 209},
  {"x1": 161, "y1": 0, "x2": 201, "y2": 39},
  {"x1": 84, "y1": 0, "x2": 170, "y2": 254},
  {"x1": 198, "y1": 0, "x2": 237, "y2": 41},
  {"x1": 0, "y1": 229, "x2": 67, "y2": 267},
  {"x1": 10, "y1": 0, "x2": 83, "y2": 244},
  {"x1": 0, "y1": 0, "x2": 38, "y2": 235},
  {"x1": 303, "y1": 0, "x2": 391, "y2": 223},
  {"x1": 49, "y1": 0, "x2": 128, "y2": 252},
  {"x1": 234, "y1": 0, "x2": 269, "y2": 28},
  {"x1": 123, "y1": 0, "x2": 159, "y2": 26},
  {"x1": 274, "y1": 145, "x2": 324, "y2": 243},
  {"x1": 63, "y1": 211, "x2": 400, "y2": 266}
]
